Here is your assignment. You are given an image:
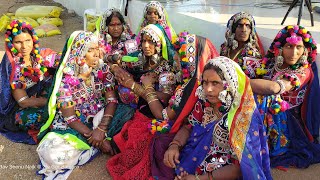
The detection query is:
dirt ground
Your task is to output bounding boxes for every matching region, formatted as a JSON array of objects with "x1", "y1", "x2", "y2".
[
  {"x1": 0, "y1": 0, "x2": 111, "y2": 179},
  {"x1": 1, "y1": 0, "x2": 320, "y2": 179}
]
